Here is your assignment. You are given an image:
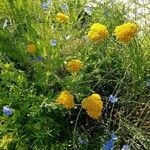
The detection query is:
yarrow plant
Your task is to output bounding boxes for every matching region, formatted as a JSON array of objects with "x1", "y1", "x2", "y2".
[
  {"x1": 26, "y1": 43, "x2": 36, "y2": 55},
  {"x1": 66, "y1": 59, "x2": 84, "y2": 73},
  {"x1": 56, "y1": 90, "x2": 75, "y2": 109},
  {"x1": 56, "y1": 13, "x2": 69, "y2": 23},
  {"x1": 87, "y1": 23, "x2": 109, "y2": 42},
  {"x1": 114, "y1": 22, "x2": 138, "y2": 43},
  {"x1": 81, "y1": 94, "x2": 103, "y2": 119},
  {"x1": 0, "y1": 0, "x2": 149, "y2": 149}
]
